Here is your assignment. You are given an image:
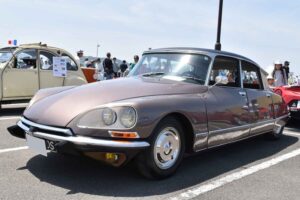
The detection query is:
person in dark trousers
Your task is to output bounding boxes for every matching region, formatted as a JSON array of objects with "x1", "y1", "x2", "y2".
[
  {"x1": 103, "y1": 52, "x2": 114, "y2": 79},
  {"x1": 283, "y1": 61, "x2": 290, "y2": 81},
  {"x1": 118, "y1": 60, "x2": 129, "y2": 77}
]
